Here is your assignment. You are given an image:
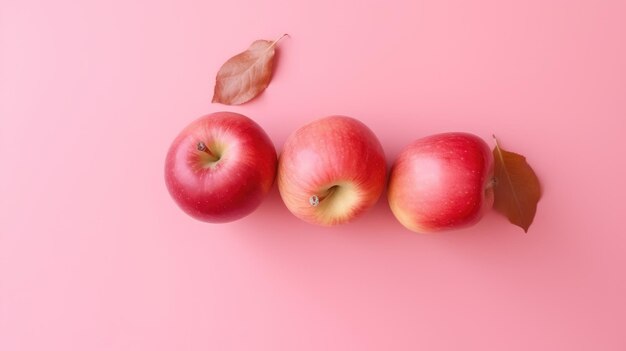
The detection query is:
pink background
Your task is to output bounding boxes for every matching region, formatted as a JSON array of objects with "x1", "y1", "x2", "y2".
[{"x1": 2, "y1": 0, "x2": 626, "y2": 350}]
